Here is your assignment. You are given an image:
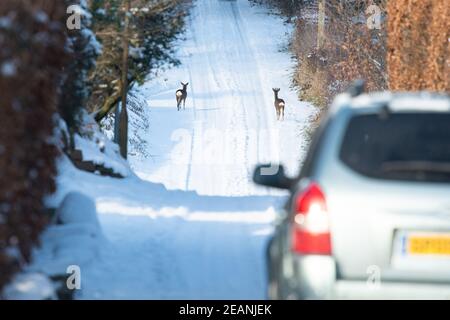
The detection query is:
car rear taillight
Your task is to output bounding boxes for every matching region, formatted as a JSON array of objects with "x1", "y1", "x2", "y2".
[{"x1": 291, "y1": 183, "x2": 331, "y2": 255}]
